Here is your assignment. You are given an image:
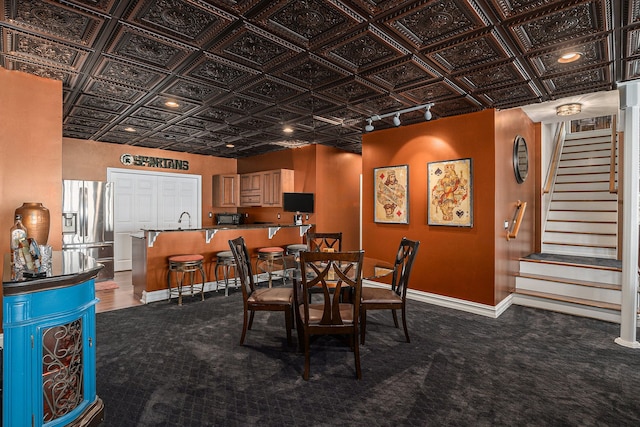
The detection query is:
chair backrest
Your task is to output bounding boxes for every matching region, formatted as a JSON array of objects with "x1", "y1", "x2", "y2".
[
  {"x1": 296, "y1": 250, "x2": 364, "y2": 328},
  {"x1": 391, "y1": 237, "x2": 420, "y2": 300},
  {"x1": 306, "y1": 232, "x2": 342, "y2": 253},
  {"x1": 228, "y1": 236, "x2": 255, "y2": 301}
]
